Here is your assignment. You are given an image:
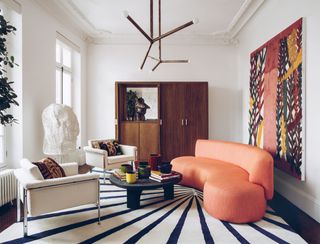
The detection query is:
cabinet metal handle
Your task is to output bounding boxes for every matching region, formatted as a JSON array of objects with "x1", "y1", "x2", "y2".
[
  {"x1": 181, "y1": 119, "x2": 184, "y2": 126},
  {"x1": 185, "y1": 119, "x2": 188, "y2": 126}
]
